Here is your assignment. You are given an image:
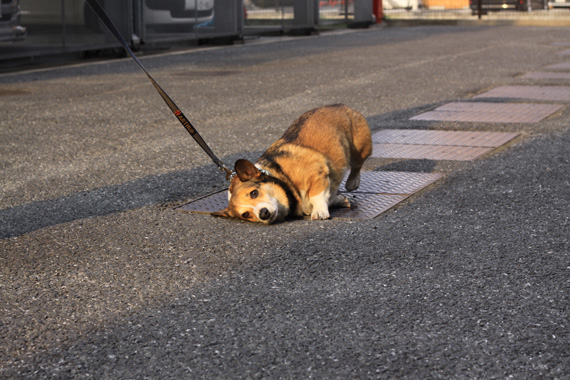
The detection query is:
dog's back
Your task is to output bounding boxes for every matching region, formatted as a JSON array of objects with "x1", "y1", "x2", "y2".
[{"x1": 259, "y1": 104, "x2": 372, "y2": 194}]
